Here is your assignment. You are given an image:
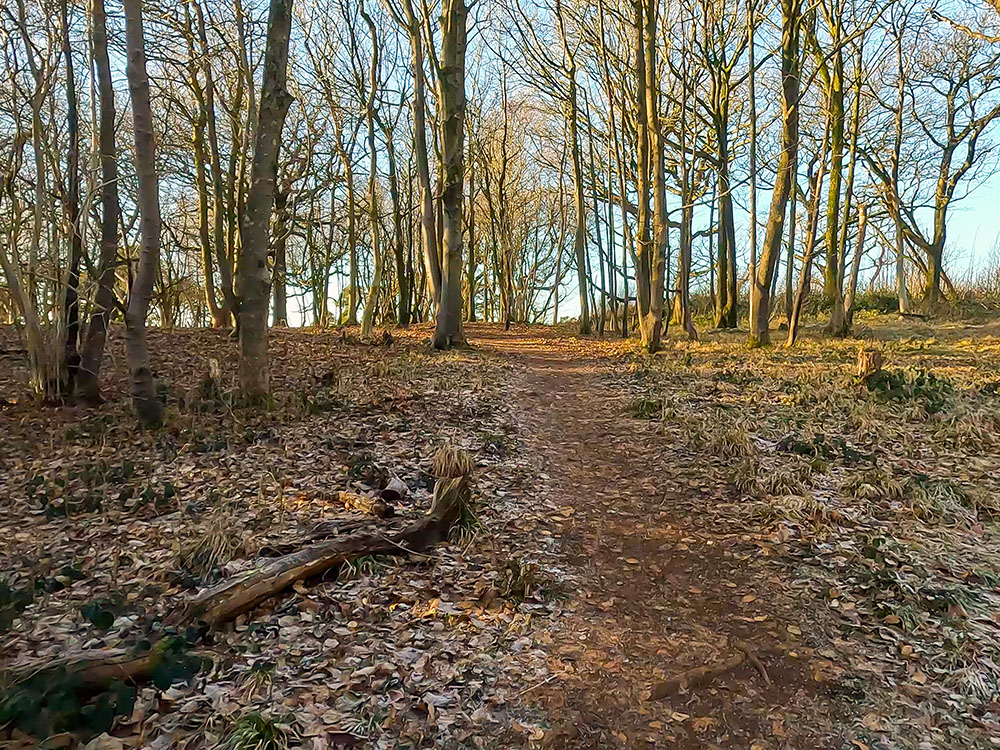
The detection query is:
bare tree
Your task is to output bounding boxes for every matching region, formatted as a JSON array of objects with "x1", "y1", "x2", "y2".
[
  {"x1": 432, "y1": 0, "x2": 468, "y2": 348},
  {"x1": 75, "y1": 0, "x2": 121, "y2": 403},
  {"x1": 749, "y1": 0, "x2": 801, "y2": 347},
  {"x1": 237, "y1": 0, "x2": 294, "y2": 399},
  {"x1": 122, "y1": 0, "x2": 164, "y2": 425}
]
